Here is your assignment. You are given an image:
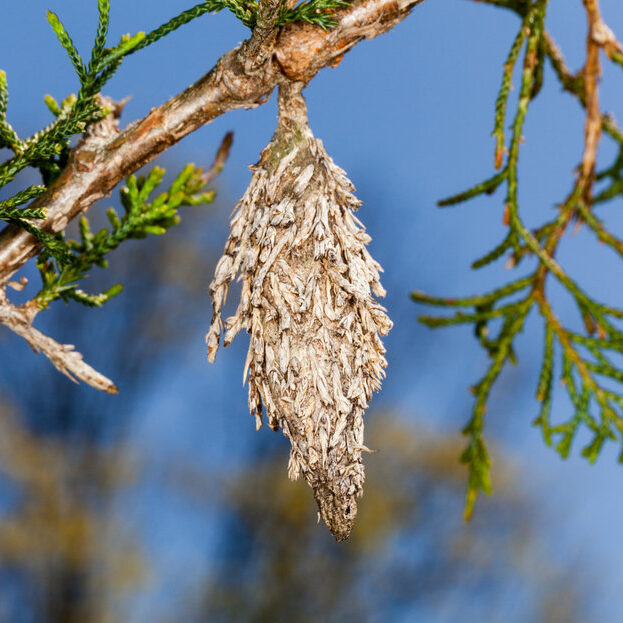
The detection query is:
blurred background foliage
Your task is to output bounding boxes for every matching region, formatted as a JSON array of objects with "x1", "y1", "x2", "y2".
[{"x1": 0, "y1": 211, "x2": 596, "y2": 622}]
